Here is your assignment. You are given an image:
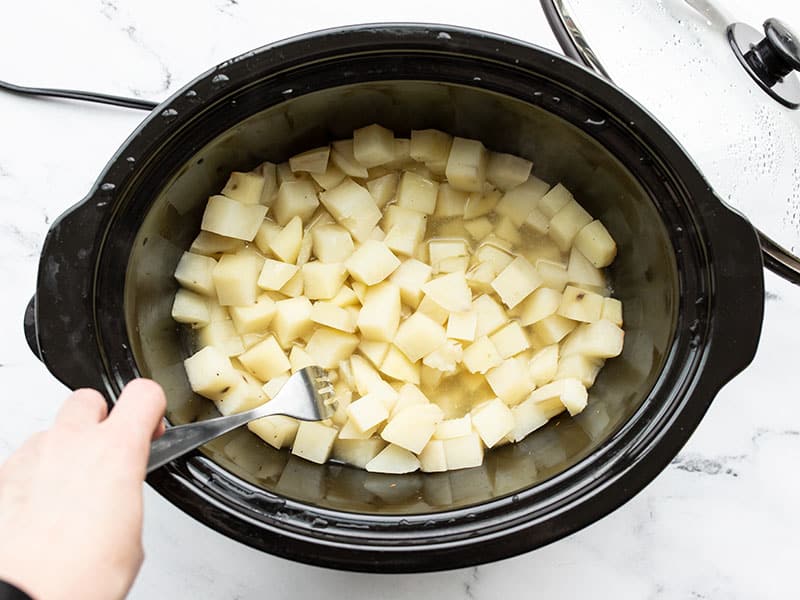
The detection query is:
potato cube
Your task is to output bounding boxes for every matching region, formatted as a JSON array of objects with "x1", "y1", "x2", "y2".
[
  {"x1": 213, "y1": 250, "x2": 263, "y2": 306},
  {"x1": 464, "y1": 217, "x2": 493, "y2": 240},
  {"x1": 190, "y1": 231, "x2": 244, "y2": 256},
  {"x1": 390, "y1": 259, "x2": 432, "y2": 308},
  {"x1": 197, "y1": 320, "x2": 245, "y2": 357},
  {"x1": 395, "y1": 311, "x2": 447, "y2": 362},
  {"x1": 447, "y1": 311, "x2": 477, "y2": 342},
  {"x1": 390, "y1": 383, "x2": 430, "y2": 417},
  {"x1": 445, "y1": 137, "x2": 488, "y2": 192},
  {"x1": 279, "y1": 270, "x2": 304, "y2": 297},
  {"x1": 338, "y1": 419, "x2": 378, "y2": 440},
  {"x1": 320, "y1": 178, "x2": 382, "y2": 242},
  {"x1": 379, "y1": 346, "x2": 420, "y2": 384},
  {"x1": 560, "y1": 319, "x2": 624, "y2": 358},
  {"x1": 357, "y1": 282, "x2": 401, "y2": 342},
  {"x1": 353, "y1": 124, "x2": 395, "y2": 168},
  {"x1": 301, "y1": 261, "x2": 347, "y2": 300},
  {"x1": 289, "y1": 345, "x2": 316, "y2": 373},
  {"x1": 172, "y1": 289, "x2": 209, "y2": 327},
  {"x1": 253, "y1": 220, "x2": 281, "y2": 255},
  {"x1": 422, "y1": 340, "x2": 463, "y2": 373},
  {"x1": 487, "y1": 153, "x2": 535, "y2": 192},
  {"x1": 532, "y1": 314, "x2": 578, "y2": 345},
  {"x1": 463, "y1": 190, "x2": 501, "y2": 219},
  {"x1": 332, "y1": 438, "x2": 387, "y2": 469},
  {"x1": 429, "y1": 239, "x2": 469, "y2": 274},
  {"x1": 421, "y1": 272, "x2": 472, "y2": 312},
  {"x1": 539, "y1": 183, "x2": 573, "y2": 218},
  {"x1": 410, "y1": 129, "x2": 452, "y2": 164},
  {"x1": 434, "y1": 415, "x2": 473, "y2": 440},
  {"x1": 309, "y1": 224, "x2": 355, "y2": 264},
  {"x1": 529, "y1": 345, "x2": 559, "y2": 386},
  {"x1": 358, "y1": 340, "x2": 390, "y2": 368},
  {"x1": 556, "y1": 354, "x2": 603, "y2": 388},
  {"x1": 345, "y1": 240, "x2": 401, "y2": 285},
  {"x1": 519, "y1": 287, "x2": 562, "y2": 326},
  {"x1": 549, "y1": 200, "x2": 593, "y2": 252},
  {"x1": 416, "y1": 295, "x2": 449, "y2": 325},
  {"x1": 557, "y1": 285, "x2": 604, "y2": 323},
  {"x1": 462, "y1": 336, "x2": 502, "y2": 374},
  {"x1": 525, "y1": 208, "x2": 550, "y2": 235},
  {"x1": 257, "y1": 258, "x2": 298, "y2": 292},
  {"x1": 289, "y1": 145, "x2": 330, "y2": 175},
  {"x1": 494, "y1": 176, "x2": 549, "y2": 226},
  {"x1": 330, "y1": 139, "x2": 369, "y2": 178},
  {"x1": 491, "y1": 256, "x2": 542, "y2": 309},
  {"x1": 329, "y1": 285, "x2": 359, "y2": 309},
  {"x1": 273, "y1": 180, "x2": 320, "y2": 226},
  {"x1": 435, "y1": 184, "x2": 467, "y2": 218},
  {"x1": 574, "y1": 220, "x2": 617, "y2": 268},
  {"x1": 382, "y1": 207, "x2": 428, "y2": 256},
  {"x1": 310, "y1": 164, "x2": 346, "y2": 191},
  {"x1": 276, "y1": 161, "x2": 296, "y2": 184},
  {"x1": 601, "y1": 297, "x2": 623, "y2": 327},
  {"x1": 258, "y1": 162, "x2": 278, "y2": 205},
  {"x1": 201, "y1": 195, "x2": 267, "y2": 241},
  {"x1": 229, "y1": 293, "x2": 276, "y2": 334},
  {"x1": 239, "y1": 335, "x2": 290, "y2": 381},
  {"x1": 248, "y1": 415, "x2": 299, "y2": 449},
  {"x1": 473, "y1": 294, "x2": 508, "y2": 337},
  {"x1": 476, "y1": 243, "x2": 514, "y2": 273},
  {"x1": 272, "y1": 297, "x2": 313, "y2": 346},
  {"x1": 485, "y1": 357, "x2": 533, "y2": 405},
  {"x1": 311, "y1": 301, "x2": 355, "y2": 332},
  {"x1": 418, "y1": 440, "x2": 448, "y2": 472},
  {"x1": 489, "y1": 322, "x2": 530, "y2": 358},
  {"x1": 305, "y1": 327, "x2": 359, "y2": 369},
  {"x1": 221, "y1": 171, "x2": 266, "y2": 205},
  {"x1": 567, "y1": 246, "x2": 607, "y2": 289},
  {"x1": 537, "y1": 259, "x2": 570, "y2": 291},
  {"x1": 365, "y1": 444, "x2": 421, "y2": 474},
  {"x1": 174, "y1": 252, "x2": 217, "y2": 296},
  {"x1": 560, "y1": 379, "x2": 588, "y2": 416},
  {"x1": 471, "y1": 398, "x2": 515, "y2": 447},
  {"x1": 213, "y1": 379, "x2": 268, "y2": 416},
  {"x1": 366, "y1": 172, "x2": 399, "y2": 209},
  {"x1": 381, "y1": 404, "x2": 442, "y2": 453},
  {"x1": 184, "y1": 346, "x2": 239, "y2": 398},
  {"x1": 442, "y1": 433, "x2": 484, "y2": 470},
  {"x1": 508, "y1": 397, "x2": 549, "y2": 442},
  {"x1": 493, "y1": 216, "x2": 522, "y2": 246},
  {"x1": 292, "y1": 421, "x2": 338, "y2": 464},
  {"x1": 268, "y1": 215, "x2": 303, "y2": 263},
  {"x1": 396, "y1": 171, "x2": 439, "y2": 215},
  {"x1": 465, "y1": 262, "x2": 497, "y2": 294},
  {"x1": 347, "y1": 392, "x2": 390, "y2": 432}
]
